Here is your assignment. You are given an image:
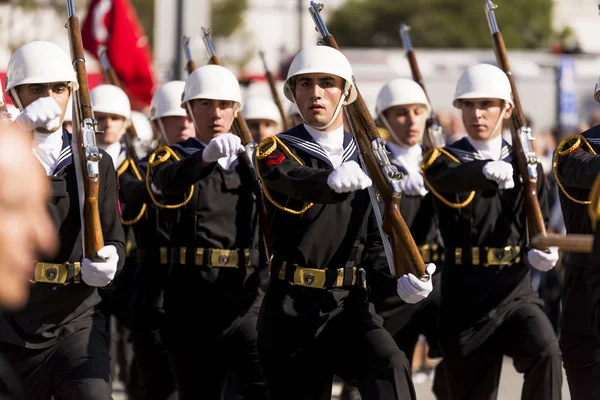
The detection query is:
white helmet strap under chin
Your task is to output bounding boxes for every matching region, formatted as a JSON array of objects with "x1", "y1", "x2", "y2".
[
  {"x1": 157, "y1": 118, "x2": 170, "y2": 145},
  {"x1": 10, "y1": 89, "x2": 24, "y2": 111},
  {"x1": 185, "y1": 102, "x2": 201, "y2": 137},
  {"x1": 490, "y1": 103, "x2": 509, "y2": 139},
  {"x1": 294, "y1": 80, "x2": 351, "y2": 131},
  {"x1": 379, "y1": 114, "x2": 397, "y2": 142}
]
